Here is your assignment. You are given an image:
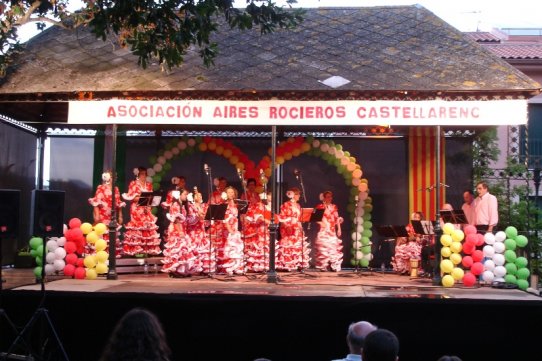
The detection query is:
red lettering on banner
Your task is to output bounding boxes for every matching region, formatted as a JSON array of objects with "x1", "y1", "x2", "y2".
[{"x1": 269, "y1": 106, "x2": 346, "y2": 119}]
